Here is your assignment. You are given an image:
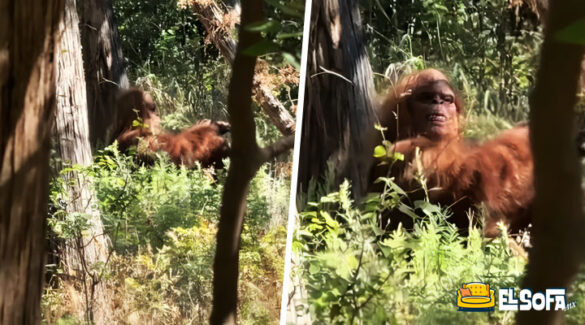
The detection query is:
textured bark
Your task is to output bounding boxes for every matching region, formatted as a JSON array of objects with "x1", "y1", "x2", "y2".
[
  {"x1": 0, "y1": 0, "x2": 64, "y2": 323},
  {"x1": 298, "y1": 0, "x2": 377, "y2": 199},
  {"x1": 210, "y1": 2, "x2": 263, "y2": 322},
  {"x1": 54, "y1": 0, "x2": 112, "y2": 322},
  {"x1": 210, "y1": 0, "x2": 294, "y2": 322},
  {"x1": 79, "y1": 0, "x2": 129, "y2": 149},
  {"x1": 187, "y1": 0, "x2": 296, "y2": 136},
  {"x1": 253, "y1": 79, "x2": 296, "y2": 135},
  {"x1": 517, "y1": 1, "x2": 585, "y2": 324}
]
